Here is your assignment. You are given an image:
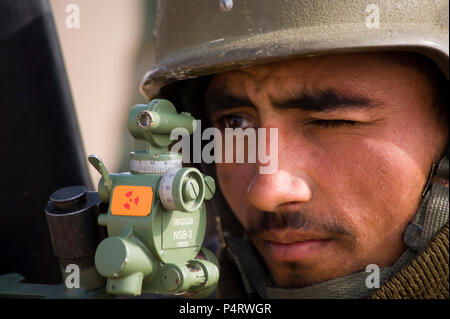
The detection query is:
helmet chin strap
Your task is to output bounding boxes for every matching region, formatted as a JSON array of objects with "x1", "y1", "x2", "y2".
[{"x1": 404, "y1": 148, "x2": 449, "y2": 251}]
